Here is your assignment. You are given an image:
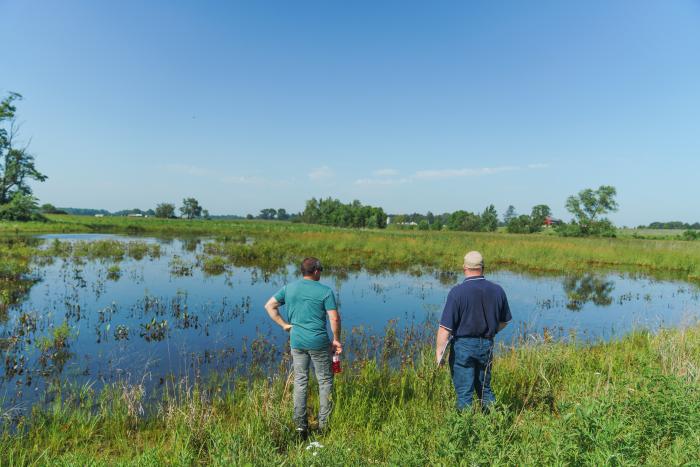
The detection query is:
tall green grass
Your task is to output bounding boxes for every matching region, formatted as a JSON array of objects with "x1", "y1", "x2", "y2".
[
  {"x1": 1, "y1": 325, "x2": 699, "y2": 465},
  {"x1": 3, "y1": 215, "x2": 700, "y2": 281}
]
